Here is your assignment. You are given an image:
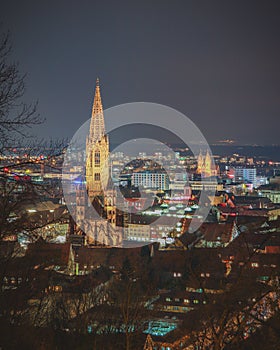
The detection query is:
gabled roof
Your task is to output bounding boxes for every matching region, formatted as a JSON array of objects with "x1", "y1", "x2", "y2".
[
  {"x1": 17, "y1": 200, "x2": 62, "y2": 214},
  {"x1": 196, "y1": 222, "x2": 235, "y2": 244},
  {"x1": 76, "y1": 243, "x2": 155, "y2": 270},
  {"x1": 26, "y1": 239, "x2": 72, "y2": 267}
]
